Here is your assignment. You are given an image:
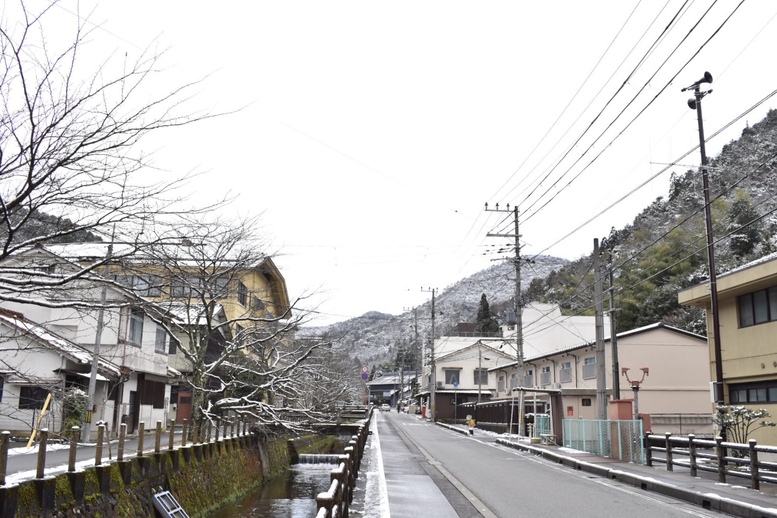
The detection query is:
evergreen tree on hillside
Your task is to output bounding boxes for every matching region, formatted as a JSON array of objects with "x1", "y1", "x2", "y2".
[
  {"x1": 727, "y1": 192, "x2": 764, "y2": 259},
  {"x1": 474, "y1": 293, "x2": 500, "y2": 333}
]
